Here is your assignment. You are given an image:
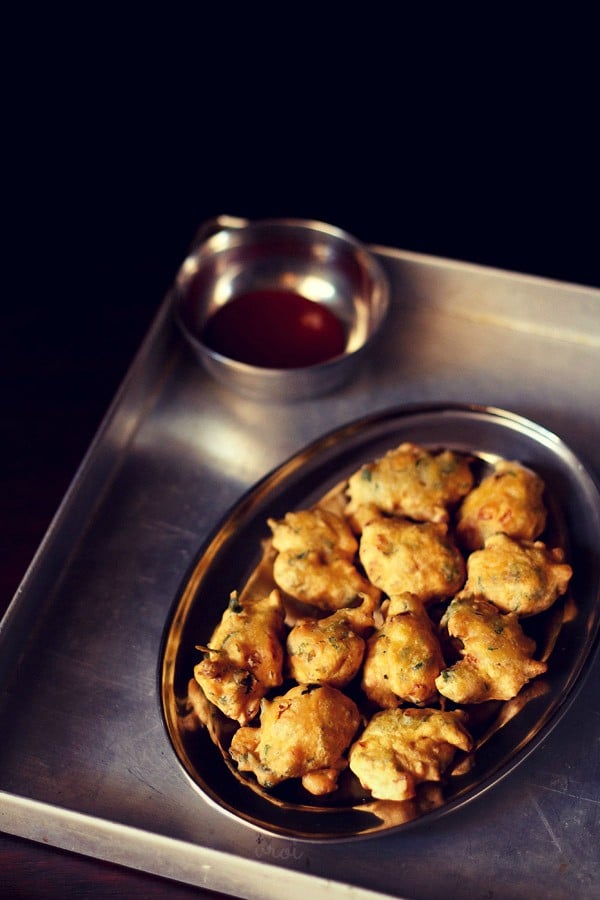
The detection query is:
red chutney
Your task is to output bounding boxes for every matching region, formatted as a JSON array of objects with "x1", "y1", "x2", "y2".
[{"x1": 201, "y1": 290, "x2": 346, "y2": 369}]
